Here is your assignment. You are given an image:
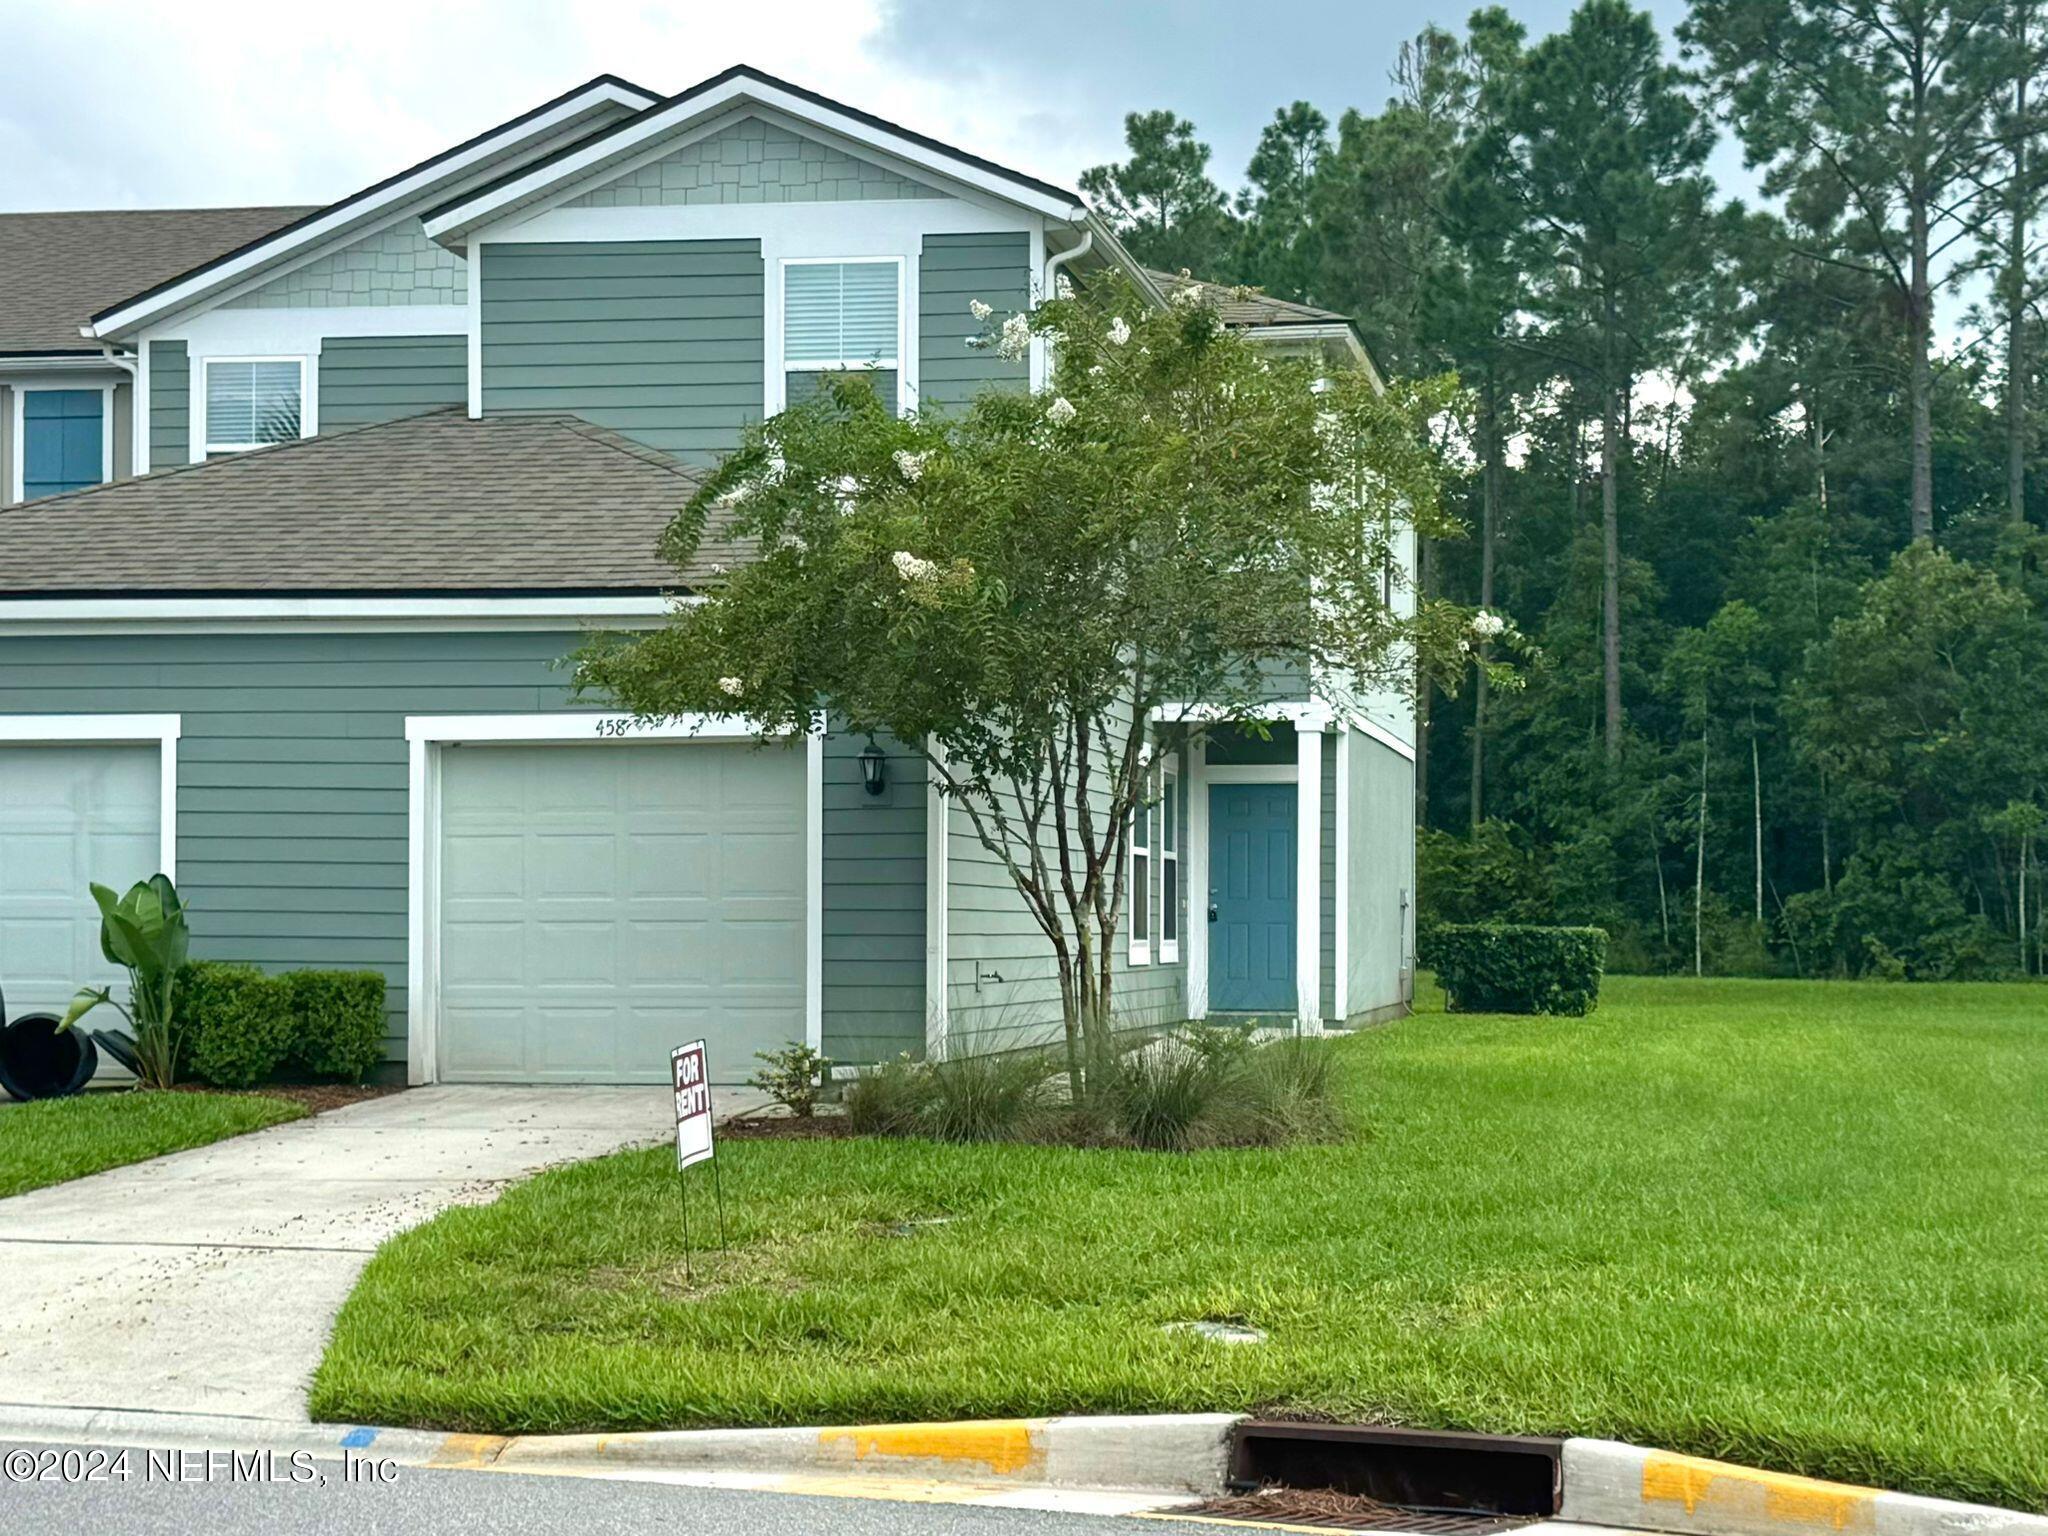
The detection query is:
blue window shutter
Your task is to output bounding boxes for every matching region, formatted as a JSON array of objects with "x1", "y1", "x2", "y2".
[{"x1": 22, "y1": 390, "x2": 104, "y2": 499}]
